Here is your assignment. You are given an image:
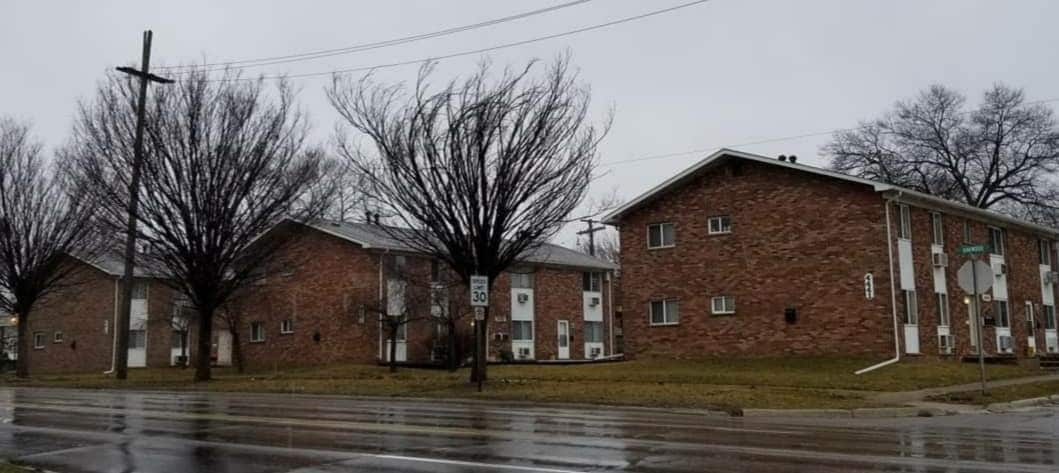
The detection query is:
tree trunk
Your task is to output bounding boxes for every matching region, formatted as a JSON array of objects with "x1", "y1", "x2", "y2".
[
  {"x1": 231, "y1": 325, "x2": 244, "y2": 374},
  {"x1": 194, "y1": 306, "x2": 214, "y2": 382},
  {"x1": 15, "y1": 312, "x2": 29, "y2": 378},
  {"x1": 470, "y1": 307, "x2": 489, "y2": 383},
  {"x1": 446, "y1": 319, "x2": 458, "y2": 372},
  {"x1": 388, "y1": 322, "x2": 398, "y2": 373}
]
